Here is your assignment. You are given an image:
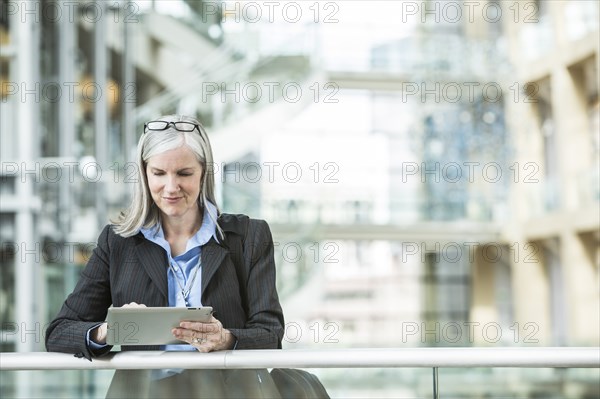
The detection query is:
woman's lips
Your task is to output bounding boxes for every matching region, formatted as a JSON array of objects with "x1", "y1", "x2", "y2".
[{"x1": 163, "y1": 197, "x2": 182, "y2": 203}]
